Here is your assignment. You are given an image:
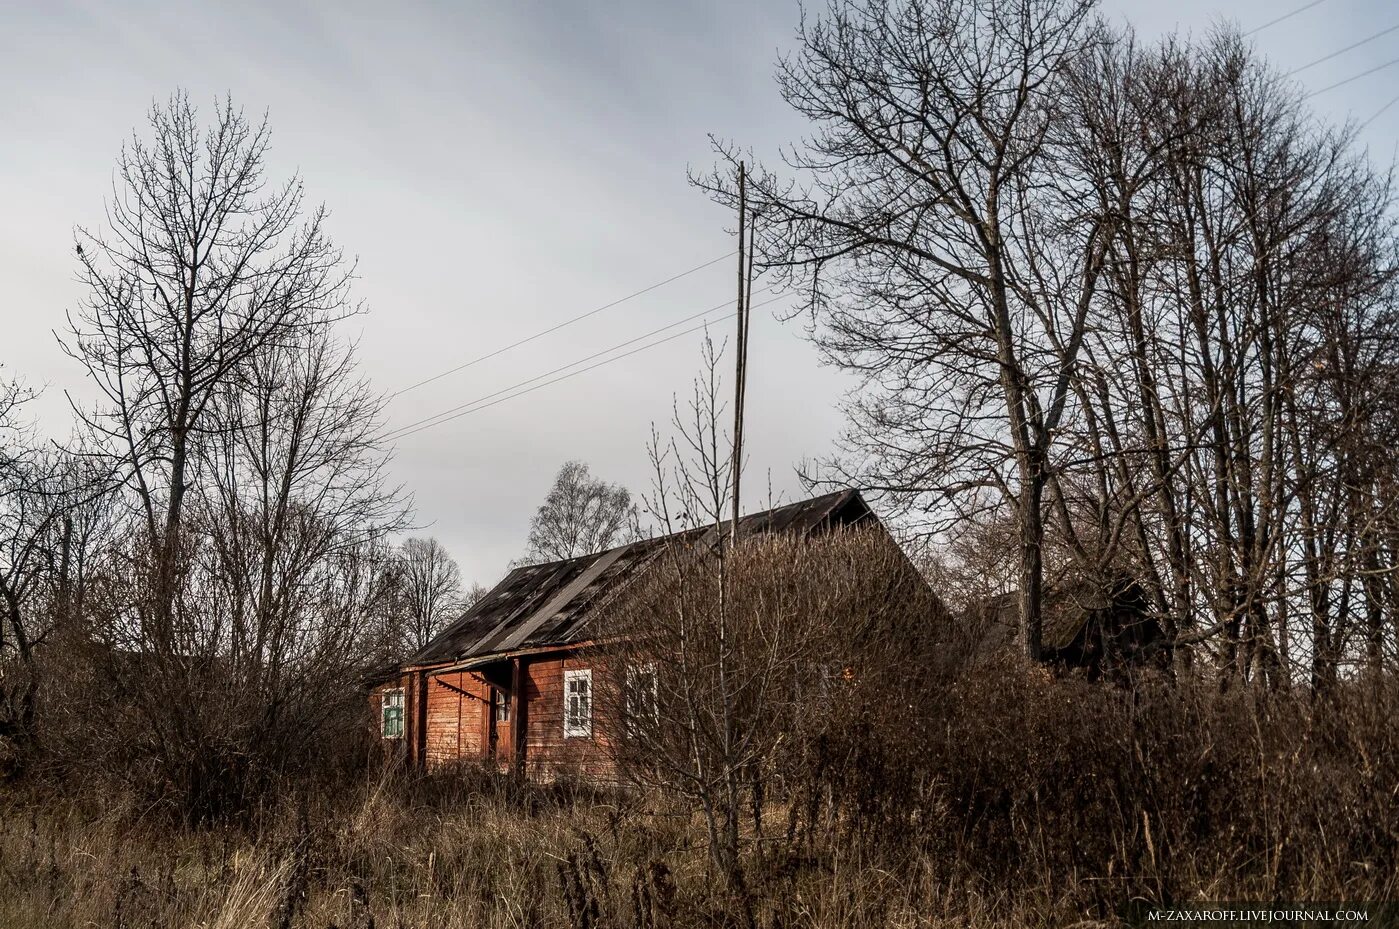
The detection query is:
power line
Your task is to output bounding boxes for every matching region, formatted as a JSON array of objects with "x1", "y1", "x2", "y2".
[
  {"x1": 1304, "y1": 54, "x2": 1399, "y2": 98},
  {"x1": 386, "y1": 292, "x2": 787, "y2": 442},
  {"x1": 1245, "y1": 0, "x2": 1333, "y2": 36},
  {"x1": 1360, "y1": 91, "x2": 1399, "y2": 129},
  {"x1": 388, "y1": 292, "x2": 787, "y2": 442},
  {"x1": 387, "y1": 252, "x2": 731, "y2": 399},
  {"x1": 386, "y1": 291, "x2": 762, "y2": 438},
  {"x1": 1285, "y1": 22, "x2": 1399, "y2": 75},
  {"x1": 387, "y1": 287, "x2": 772, "y2": 438},
  {"x1": 388, "y1": 326, "x2": 718, "y2": 441}
]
